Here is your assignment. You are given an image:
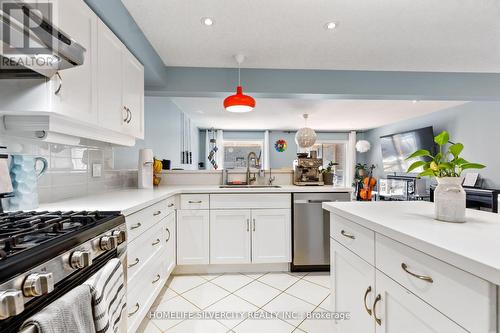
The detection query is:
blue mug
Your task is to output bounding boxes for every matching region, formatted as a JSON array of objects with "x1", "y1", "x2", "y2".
[{"x1": 9, "y1": 156, "x2": 48, "y2": 211}]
